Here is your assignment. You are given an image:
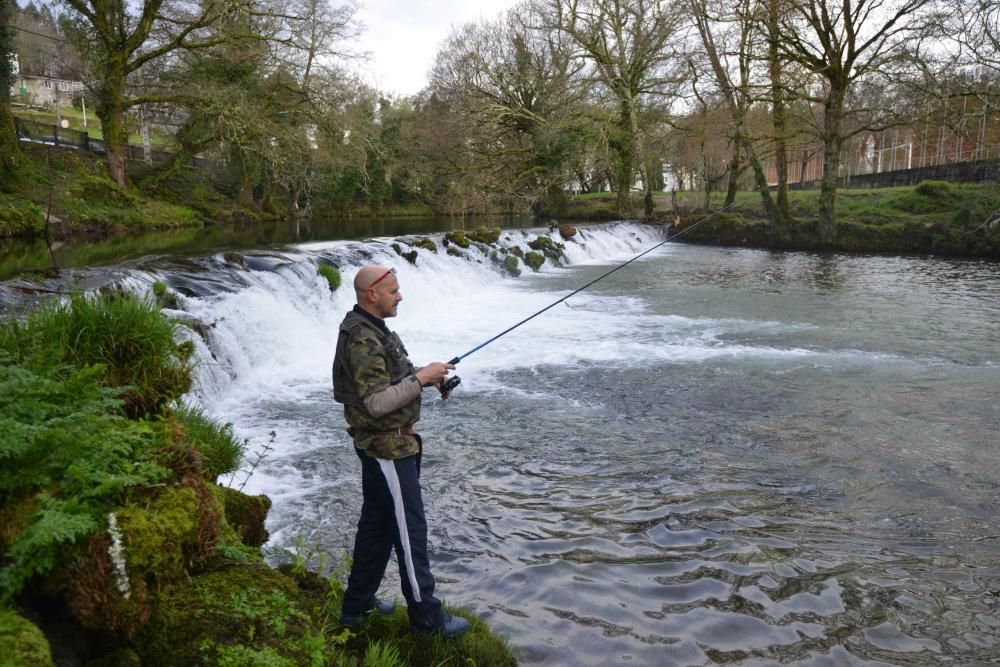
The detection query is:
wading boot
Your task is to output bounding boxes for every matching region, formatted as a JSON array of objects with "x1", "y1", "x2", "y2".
[
  {"x1": 411, "y1": 613, "x2": 470, "y2": 639},
  {"x1": 339, "y1": 598, "x2": 396, "y2": 627}
]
